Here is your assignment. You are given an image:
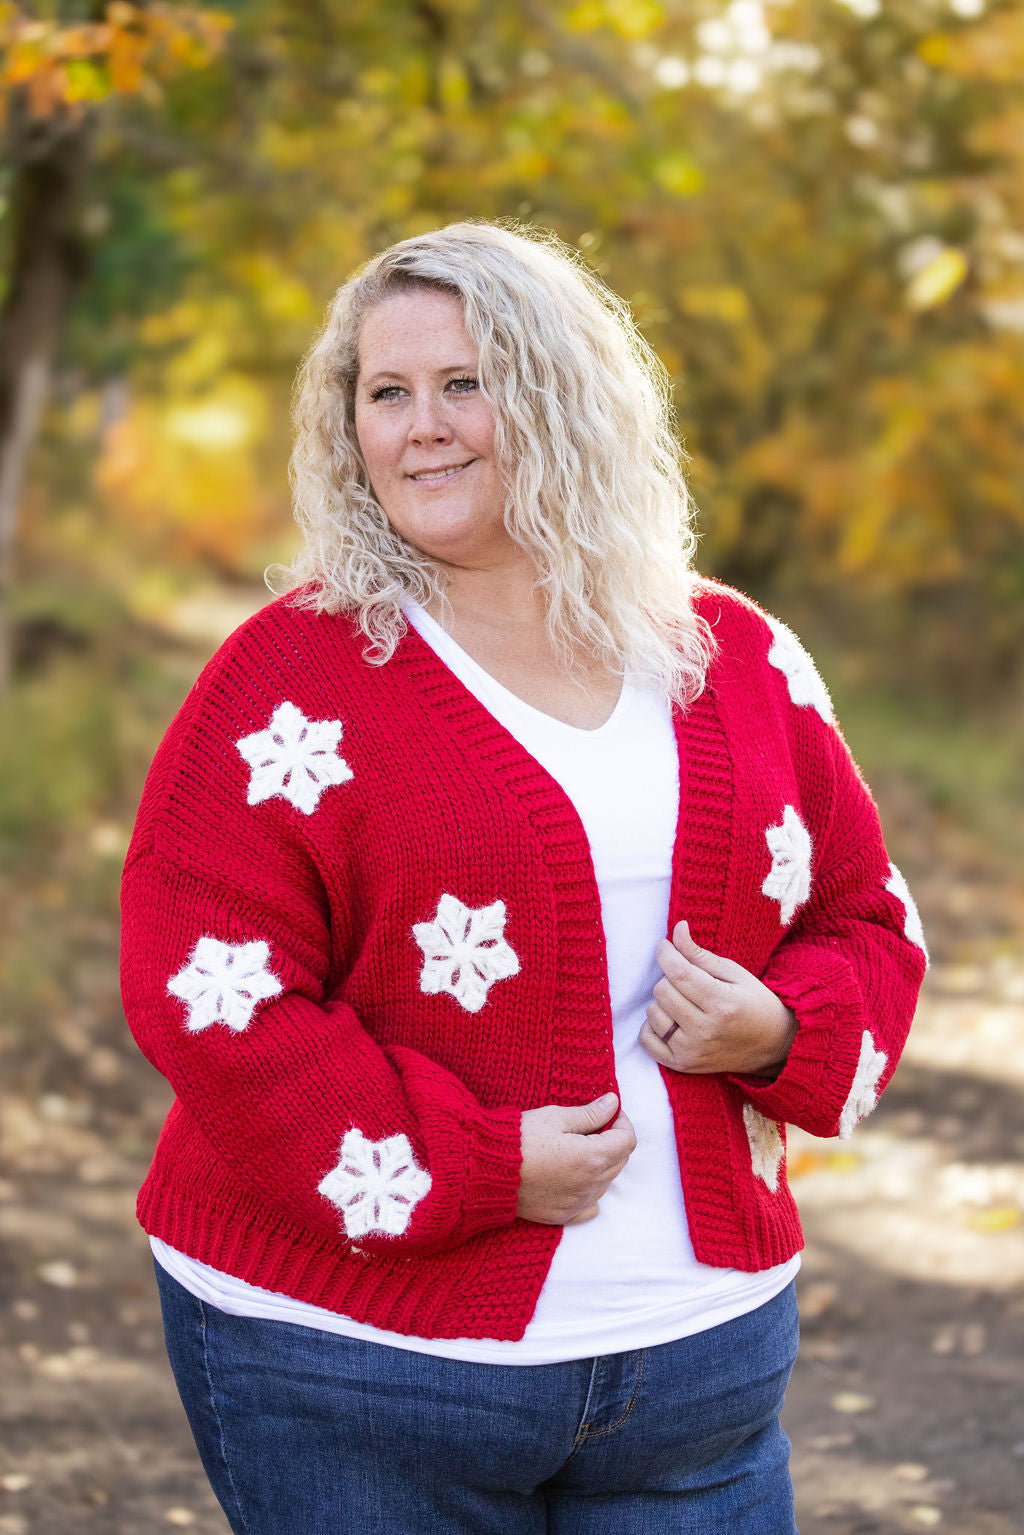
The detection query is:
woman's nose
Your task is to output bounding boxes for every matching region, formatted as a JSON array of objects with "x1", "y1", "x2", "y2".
[{"x1": 407, "y1": 394, "x2": 453, "y2": 445}]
